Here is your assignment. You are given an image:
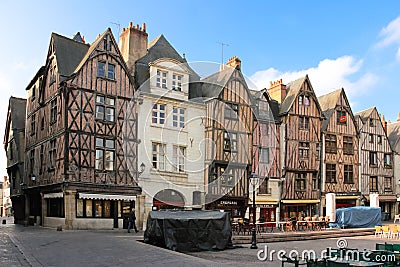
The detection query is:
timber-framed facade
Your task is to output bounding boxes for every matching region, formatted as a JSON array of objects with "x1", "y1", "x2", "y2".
[
  {"x1": 318, "y1": 89, "x2": 360, "y2": 211},
  {"x1": 23, "y1": 29, "x2": 141, "y2": 229}
]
